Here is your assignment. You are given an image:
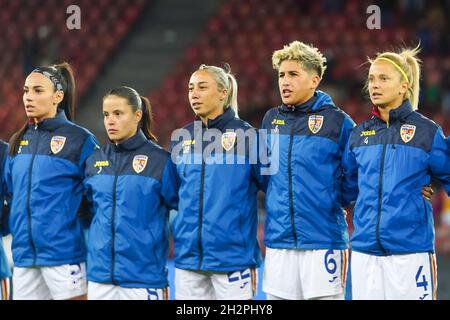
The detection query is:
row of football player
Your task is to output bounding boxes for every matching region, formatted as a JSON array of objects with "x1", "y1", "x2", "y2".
[{"x1": 0, "y1": 40, "x2": 448, "y2": 300}]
